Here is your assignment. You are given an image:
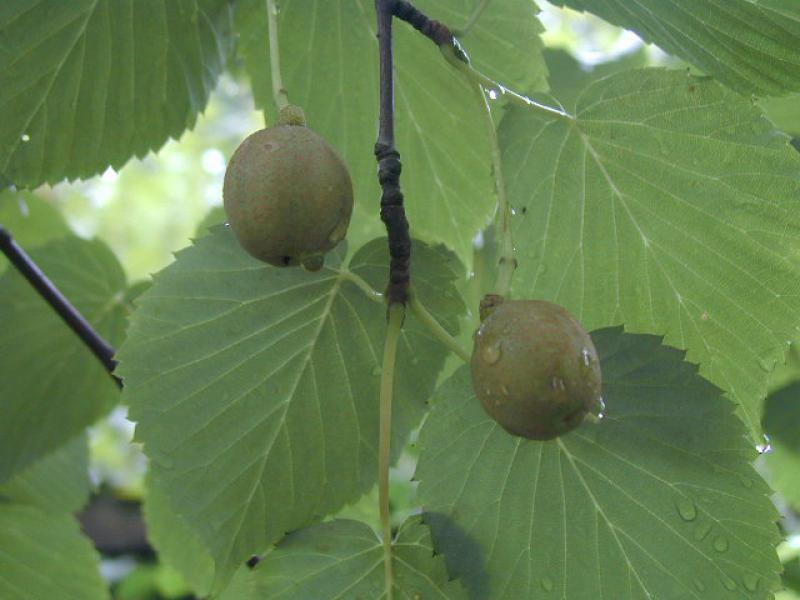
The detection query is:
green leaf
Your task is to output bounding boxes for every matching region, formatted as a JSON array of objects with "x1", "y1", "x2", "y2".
[
  {"x1": 0, "y1": 235, "x2": 128, "y2": 483},
  {"x1": 0, "y1": 503, "x2": 108, "y2": 600},
  {"x1": 234, "y1": 0, "x2": 546, "y2": 261},
  {"x1": 0, "y1": 0, "x2": 233, "y2": 188},
  {"x1": 0, "y1": 190, "x2": 70, "y2": 248},
  {"x1": 142, "y1": 473, "x2": 215, "y2": 597},
  {"x1": 0, "y1": 435, "x2": 90, "y2": 513},
  {"x1": 0, "y1": 189, "x2": 71, "y2": 274},
  {"x1": 249, "y1": 517, "x2": 466, "y2": 599},
  {"x1": 549, "y1": 0, "x2": 800, "y2": 96},
  {"x1": 503, "y1": 68, "x2": 800, "y2": 437},
  {"x1": 760, "y1": 94, "x2": 800, "y2": 137},
  {"x1": 416, "y1": 328, "x2": 782, "y2": 599},
  {"x1": 118, "y1": 229, "x2": 464, "y2": 586},
  {"x1": 762, "y1": 383, "x2": 800, "y2": 511}
]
